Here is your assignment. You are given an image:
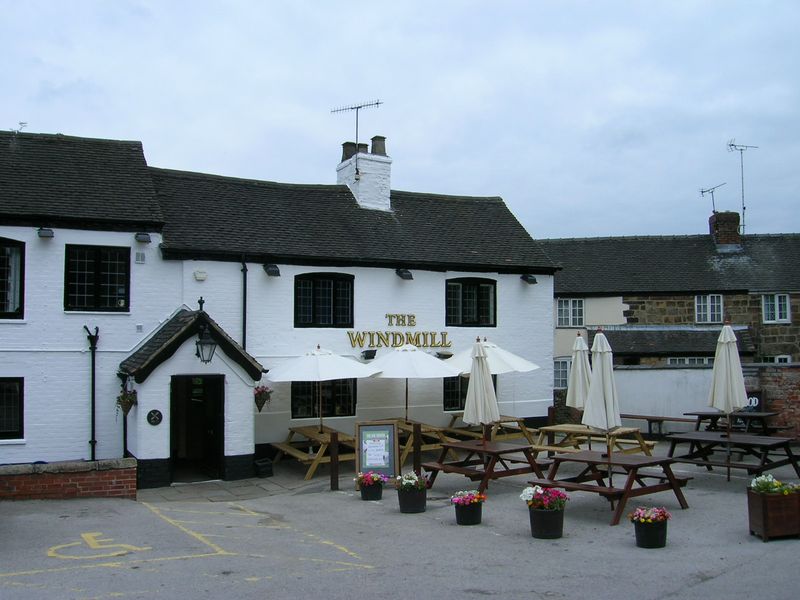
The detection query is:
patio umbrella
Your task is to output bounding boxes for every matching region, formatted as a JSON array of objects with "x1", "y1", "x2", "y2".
[
  {"x1": 446, "y1": 338, "x2": 540, "y2": 375},
  {"x1": 581, "y1": 331, "x2": 622, "y2": 483},
  {"x1": 462, "y1": 340, "x2": 501, "y2": 433},
  {"x1": 266, "y1": 346, "x2": 380, "y2": 432},
  {"x1": 565, "y1": 334, "x2": 591, "y2": 411},
  {"x1": 707, "y1": 324, "x2": 748, "y2": 480},
  {"x1": 369, "y1": 344, "x2": 461, "y2": 422}
]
